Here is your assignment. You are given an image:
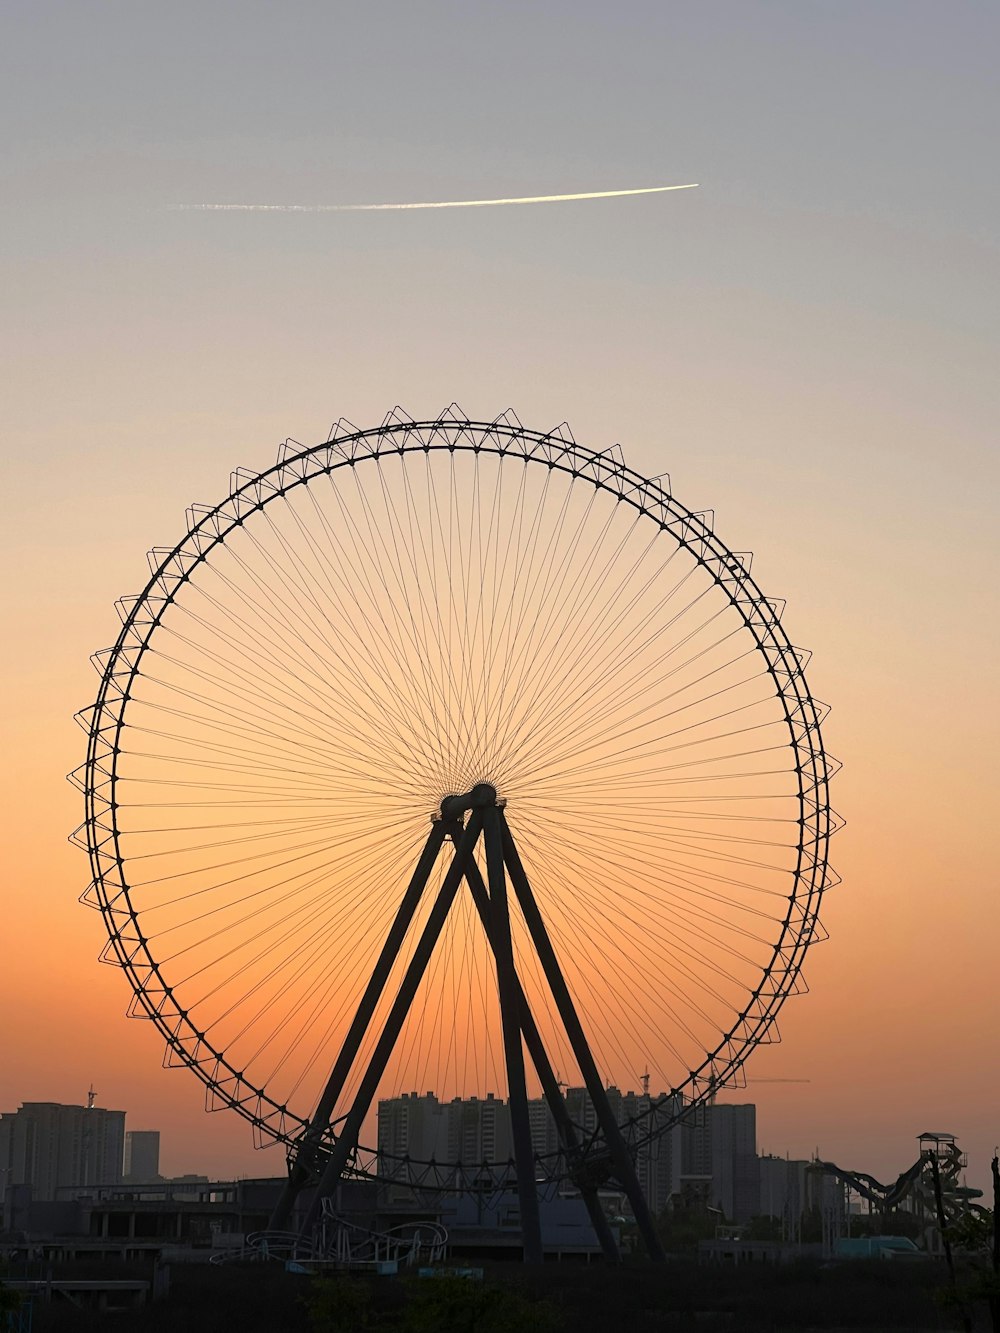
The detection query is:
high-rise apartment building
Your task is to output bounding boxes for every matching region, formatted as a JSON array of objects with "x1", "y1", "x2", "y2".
[
  {"x1": 123, "y1": 1130, "x2": 161, "y2": 1181},
  {"x1": 757, "y1": 1153, "x2": 845, "y2": 1239},
  {"x1": 526, "y1": 1096, "x2": 560, "y2": 1159},
  {"x1": 0, "y1": 1102, "x2": 125, "y2": 1201},
  {"x1": 377, "y1": 1086, "x2": 686, "y2": 1216},
  {"x1": 708, "y1": 1103, "x2": 758, "y2": 1223},
  {"x1": 377, "y1": 1092, "x2": 448, "y2": 1173},
  {"x1": 445, "y1": 1093, "x2": 510, "y2": 1165},
  {"x1": 378, "y1": 1091, "x2": 516, "y2": 1175},
  {"x1": 560, "y1": 1086, "x2": 685, "y2": 1216},
  {"x1": 375, "y1": 1088, "x2": 765, "y2": 1223}
]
